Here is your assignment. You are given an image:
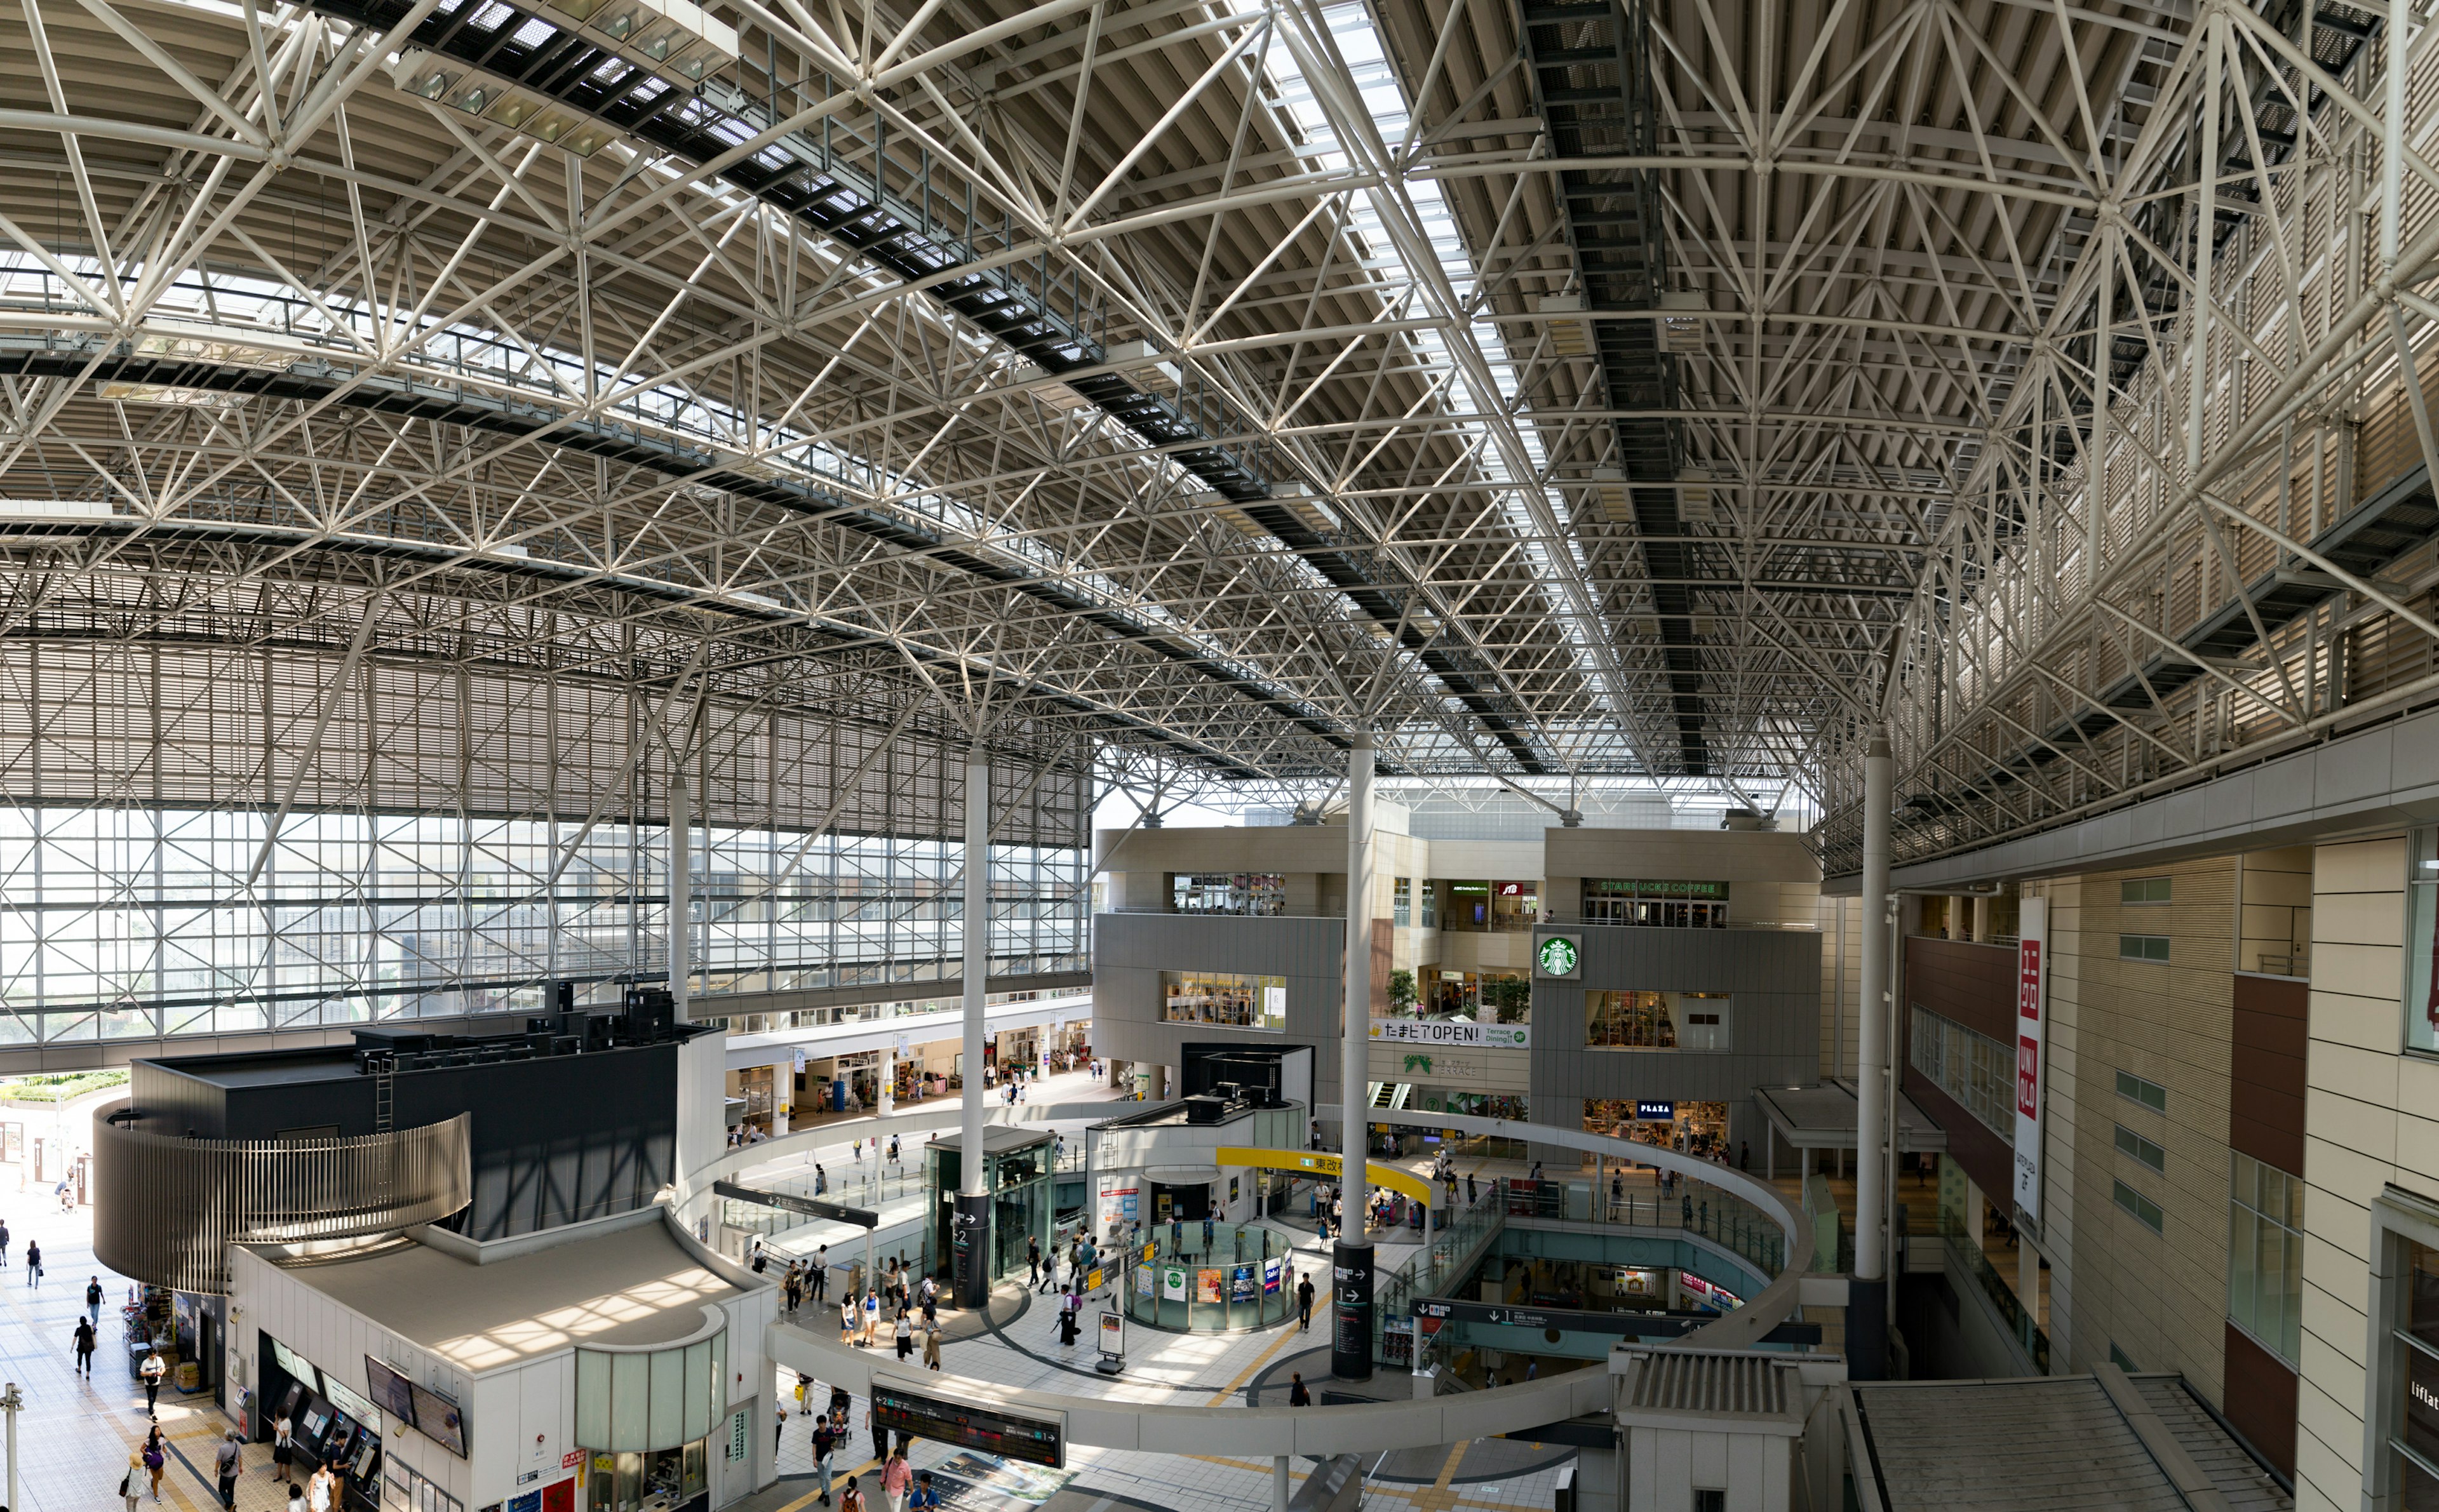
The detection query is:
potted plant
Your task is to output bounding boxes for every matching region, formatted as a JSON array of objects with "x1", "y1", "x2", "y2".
[
  {"x1": 1387, "y1": 968, "x2": 1418, "y2": 1017},
  {"x1": 1484, "y1": 977, "x2": 1533, "y2": 1024}
]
